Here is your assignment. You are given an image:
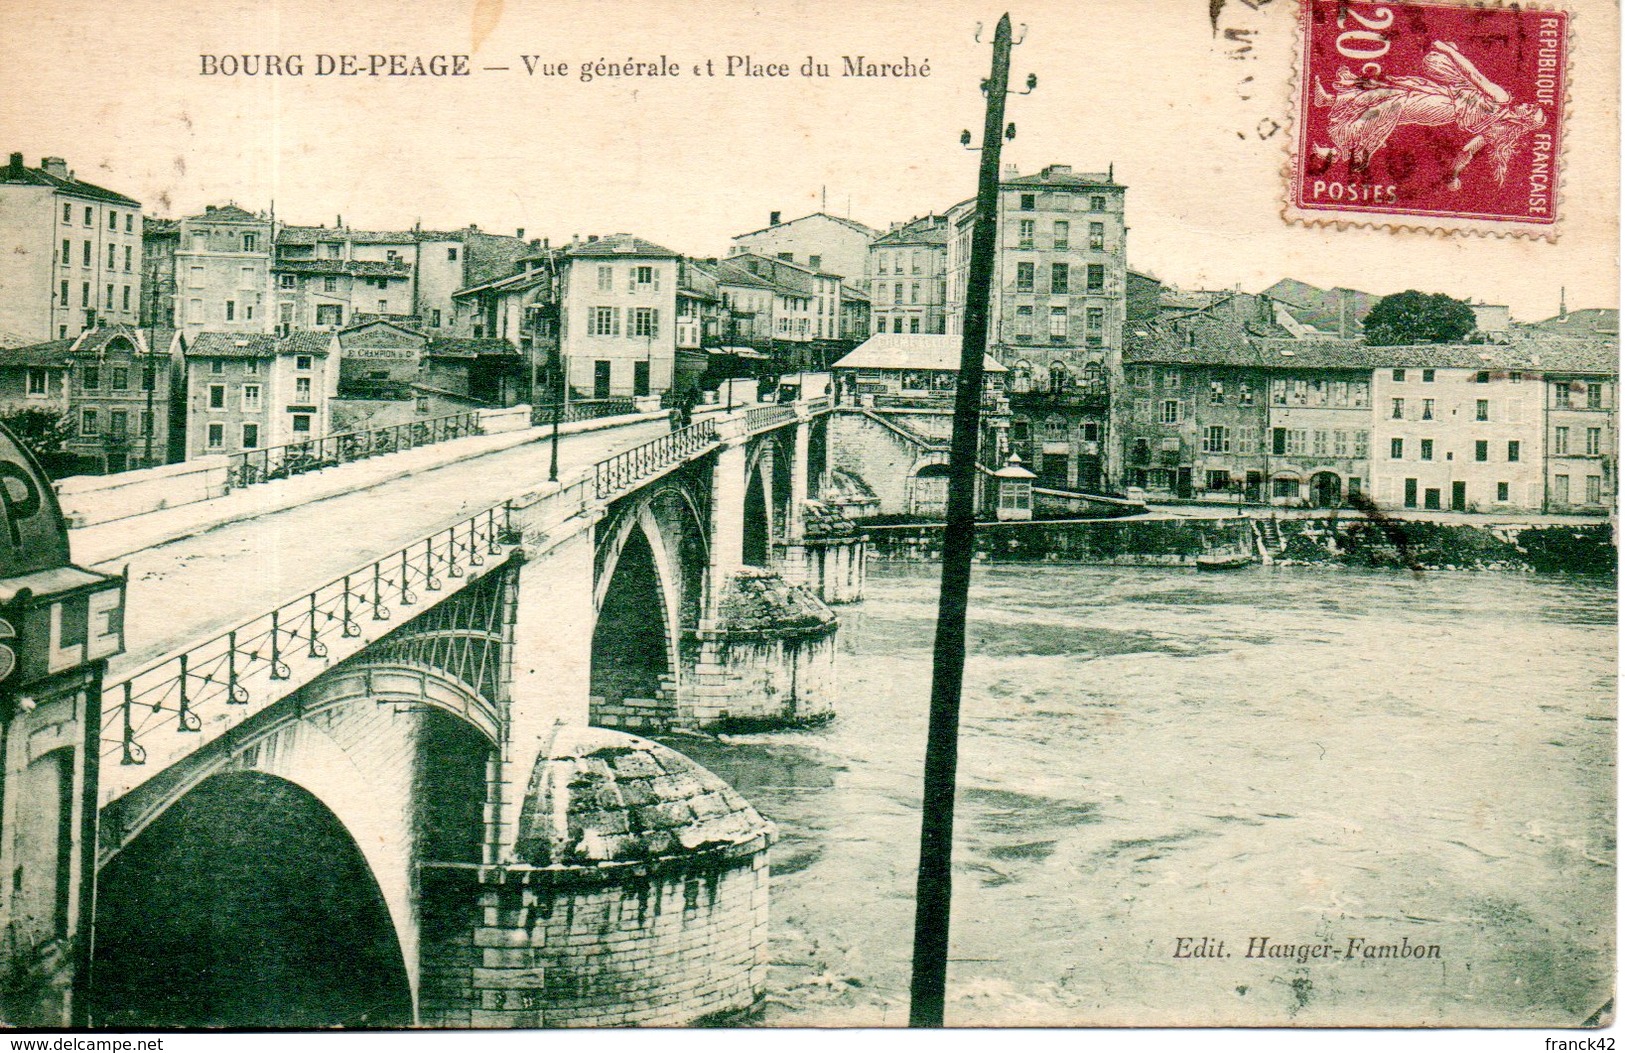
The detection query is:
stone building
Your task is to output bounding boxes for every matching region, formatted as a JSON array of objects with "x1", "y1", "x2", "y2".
[
  {"x1": 727, "y1": 210, "x2": 879, "y2": 294},
  {"x1": 725, "y1": 253, "x2": 844, "y2": 371},
  {"x1": 946, "y1": 164, "x2": 1128, "y2": 489},
  {"x1": 867, "y1": 214, "x2": 949, "y2": 337},
  {"x1": 0, "y1": 154, "x2": 143, "y2": 343},
  {"x1": 172, "y1": 205, "x2": 275, "y2": 337},
  {"x1": 1543, "y1": 349, "x2": 1618, "y2": 513},
  {"x1": 139, "y1": 218, "x2": 180, "y2": 328},
  {"x1": 183, "y1": 330, "x2": 338, "y2": 459},
  {"x1": 558, "y1": 234, "x2": 679, "y2": 399}
]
